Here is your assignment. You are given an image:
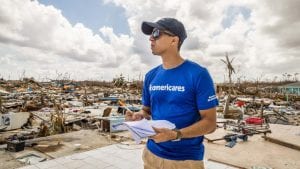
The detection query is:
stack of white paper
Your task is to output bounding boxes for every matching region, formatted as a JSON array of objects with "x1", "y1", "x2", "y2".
[{"x1": 112, "y1": 119, "x2": 176, "y2": 144}]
